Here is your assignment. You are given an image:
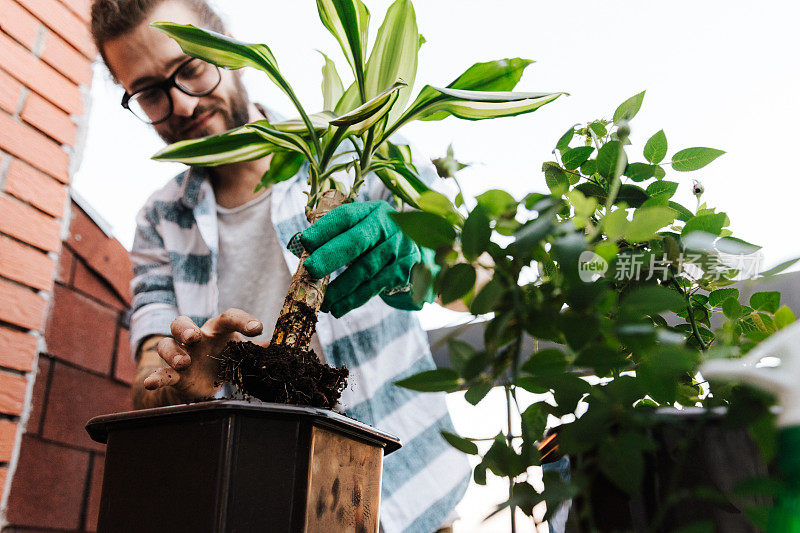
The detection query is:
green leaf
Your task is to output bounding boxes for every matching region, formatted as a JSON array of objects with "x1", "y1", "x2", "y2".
[
  {"x1": 626, "y1": 206, "x2": 676, "y2": 242},
  {"x1": 603, "y1": 207, "x2": 629, "y2": 241},
  {"x1": 638, "y1": 345, "x2": 699, "y2": 403},
  {"x1": 682, "y1": 212, "x2": 728, "y2": 237},
  {"x1": 416, "y1": 190, "x2": 462, "y2": 225},
  {"x1": 620, "y1": 285, "x2": 685, "y2": 319},
  {"x1": 646, "y1": 180, "x2": 678, "y2": 199},
  {"x1": 556, "y1": 127, "x2": 574, "y2": 151},
  {"x1": 542, "y1": 162, "x2": 570, "y2": 195},
  {"x1": 271, "y1": 112, "x2": 334, "y2": 136},
  {"x1": 316, "y1": 0, "x2": 370, "y2": 100},
  {"x1": 613, "y1": 90, "x2": 645, "y2": 123},
  {"x1": 440, "y1": 263, "x2": 476, "y2": 304},
  {"x1": 392, "y1": 211, "x2": 455, "y2": 249},
  {"x1": 624, "y1": 162, "x2": 658, "y2": 182},
  {"x1": 668, "y1": 201, "x2": 694, "y2": 222},
  {"x1": 521, "y1": 349, "x2": 568, "y2": 377},
  {"x1": 319, "y1": 51, "x2": 344, "y2": 111},
  {"x1": 256, "y1": 151, "x2": 304, "y2": 191},
  {"x1": 363, "y1": 0, "x2": 420, "y2": 124},
  {"x1": 750, "y1": 292, "x2": 780, "y2": 313},
  {"x1": 330, "y1": 80, "x2": 406, "y2": 135},
  {"x1": 372, "y1": 160, "x2": 429, "y2": 208},
  {"x1": 644, "y1": 129, "x2": 668, "y2": 164},
  {"x1": 521, "y1": 403, "x2": 548, "y2": 441},
  {"x1": 775, "y1": 305, "x2": 796, "y2": 329},
  {"x1": 671, "y1": 147, "x2": 725, "y2": 171},
  {"x1": 476, "y1": 189, "x2": 517, "y2": 218},
  {"x1": 394, "y1": 368, "x2": 460, "y2": 392},
  {"x1": 152, "y1": 125, "x2": 277, "y2": 166},
  {"x1": 575, "y1": 182, "x2": 648, "y2": 208},
  {"x1": 441, "y1": 430, "x2": 479, "y2": 454},
  {"x1": 599, "y1": 438, "x2": 644, "y2": 496},
  {"x1": 759, "y1": 256, "x2": 800, "y2": 278},
  {"x1": 464, "y1": 379, "x2": 493, "y2": 405},
  {"x1": 470, "y1": 278, "x2": 504, "y2": 315},
  {"x1": 709, "y1": 288, "x2": 739, "y2": 307},
  {"x1": 722, "y1": 297, "x2": 742, "y2": 319},
  {"x1": 448, "y1": 339, "x2": 475, "y2": 375},
  {"x1": 596, "y1": 140, "x2": 627, "y2": 179},
  {"x1": 562, "y1": 146, "x2": 594, "y2": 170},
  {"x1": 462, "y1": 204, "x2": 491, "y2": 260}
]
